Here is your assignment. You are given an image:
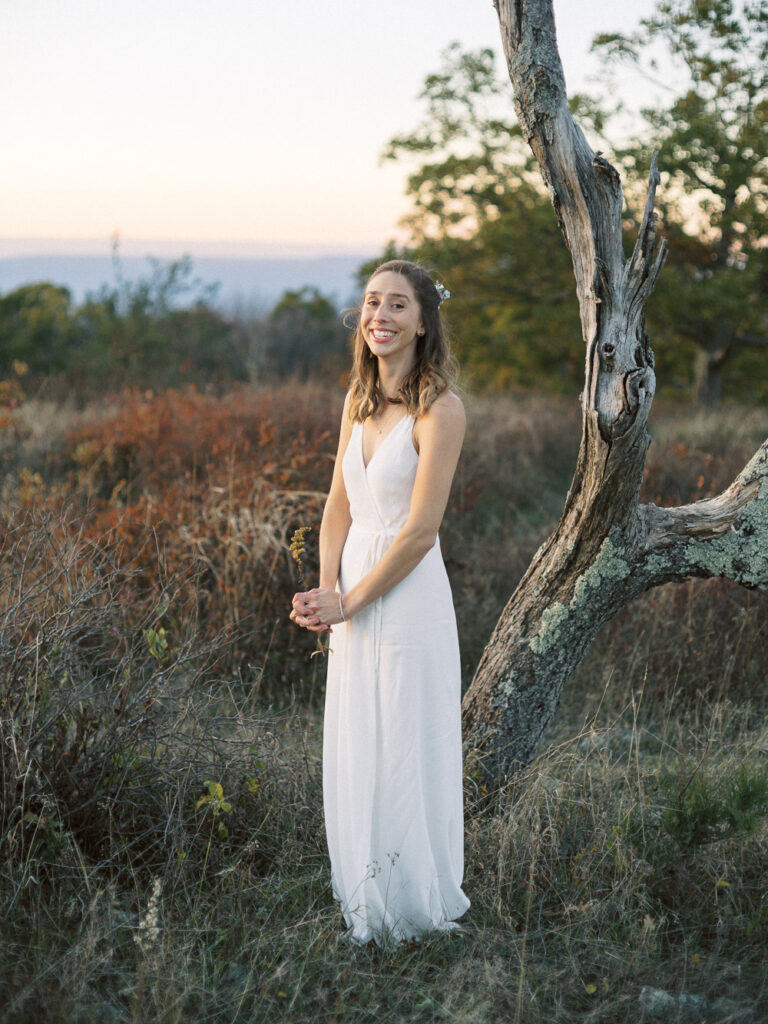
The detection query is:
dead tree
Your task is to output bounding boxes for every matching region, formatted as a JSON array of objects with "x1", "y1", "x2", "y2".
[{"x1": 461, "y1": 0, "x2": 768, "y2": 782}]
